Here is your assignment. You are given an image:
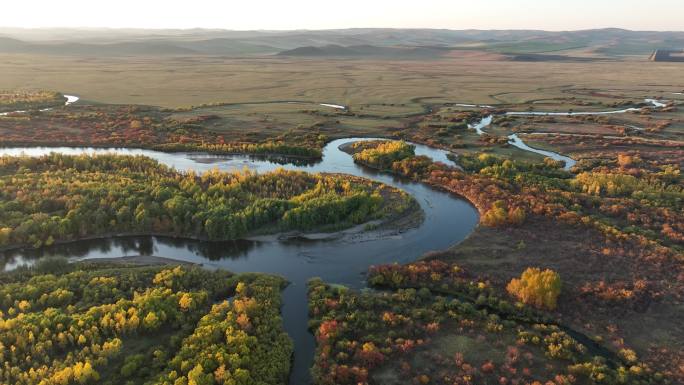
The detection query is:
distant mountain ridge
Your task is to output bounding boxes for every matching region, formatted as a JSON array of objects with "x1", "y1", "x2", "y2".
[
  {"x1": 0, "y1": 36, "x2": 279, "y2": 56},
  {"x1": 0, "y1": 28, "x2": 683, "y2": 58}
]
